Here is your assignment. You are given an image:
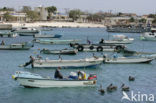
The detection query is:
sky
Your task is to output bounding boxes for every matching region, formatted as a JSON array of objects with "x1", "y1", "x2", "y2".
[{"x1": 0, "y1": 0, "x2": 156, "y2": 15}]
